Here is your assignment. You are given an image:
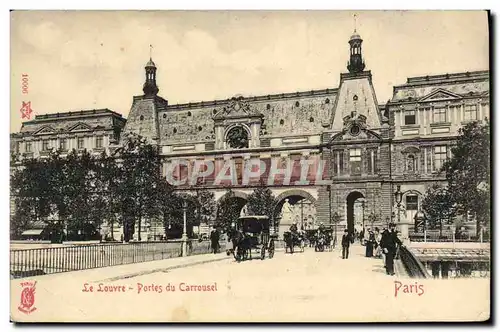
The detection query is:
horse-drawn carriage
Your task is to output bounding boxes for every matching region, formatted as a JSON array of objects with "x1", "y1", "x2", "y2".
[
  {"x1": 228, "y1": 216, "x2": 277, "y2": 262},
  {"x1": 283, "y1": 231, "x2": 305, "y2": 254},
  {"x1": 314, "y1": 225, "x2": 335, "y2": 252}
]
